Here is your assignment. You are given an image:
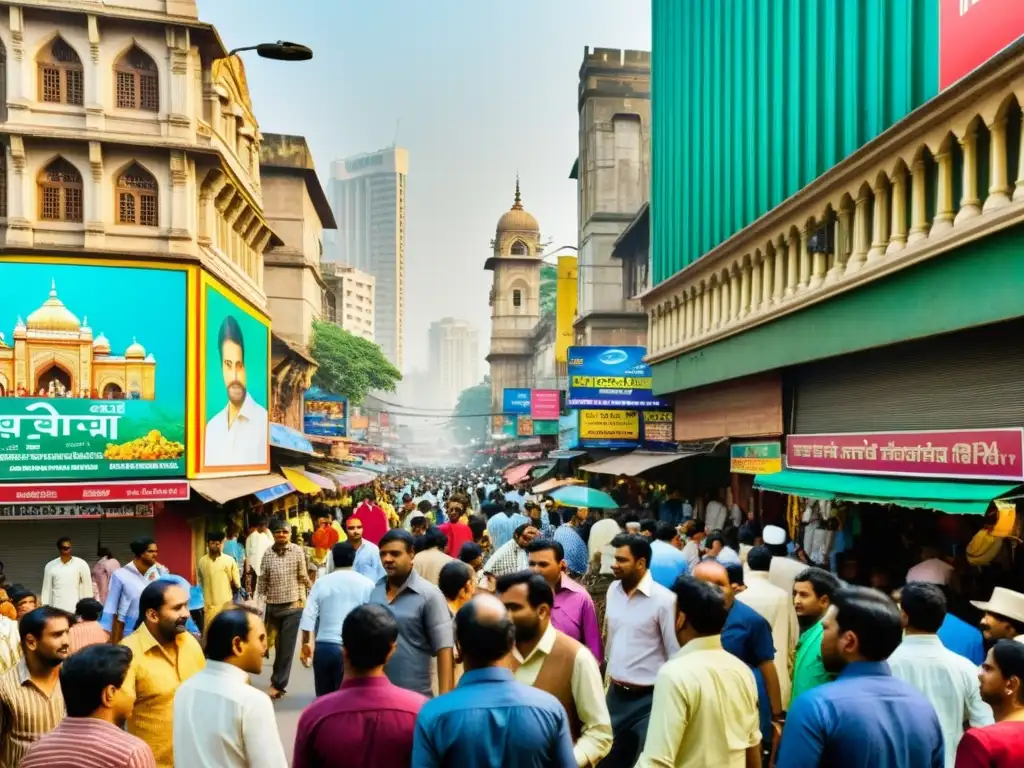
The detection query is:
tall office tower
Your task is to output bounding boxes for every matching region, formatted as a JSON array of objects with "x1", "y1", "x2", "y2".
[
  {"x1": 326, "y1": 147, "x2": 408, "y2": 369},
  {"x1": 428, "y1": 318, "x2": 480, "y2": 411},
  {"x1": 320, "y1": 262, "x2": 376, "y2": 343}
]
